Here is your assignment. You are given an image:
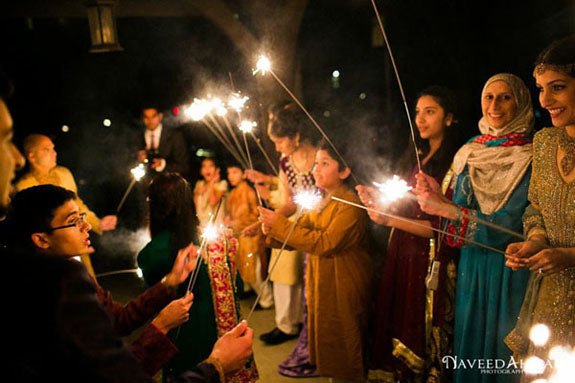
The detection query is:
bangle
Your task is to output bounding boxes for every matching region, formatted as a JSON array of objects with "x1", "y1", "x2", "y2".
[
  {"x1": 160, "y1": 276, "x2": 178, "y2": 292},
  {"x1": 203, "y1": 356, "x2": 225, "y2": 382},
  {"x1": 527, "y1": 227, "x2": 547, "y2": 241}
]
